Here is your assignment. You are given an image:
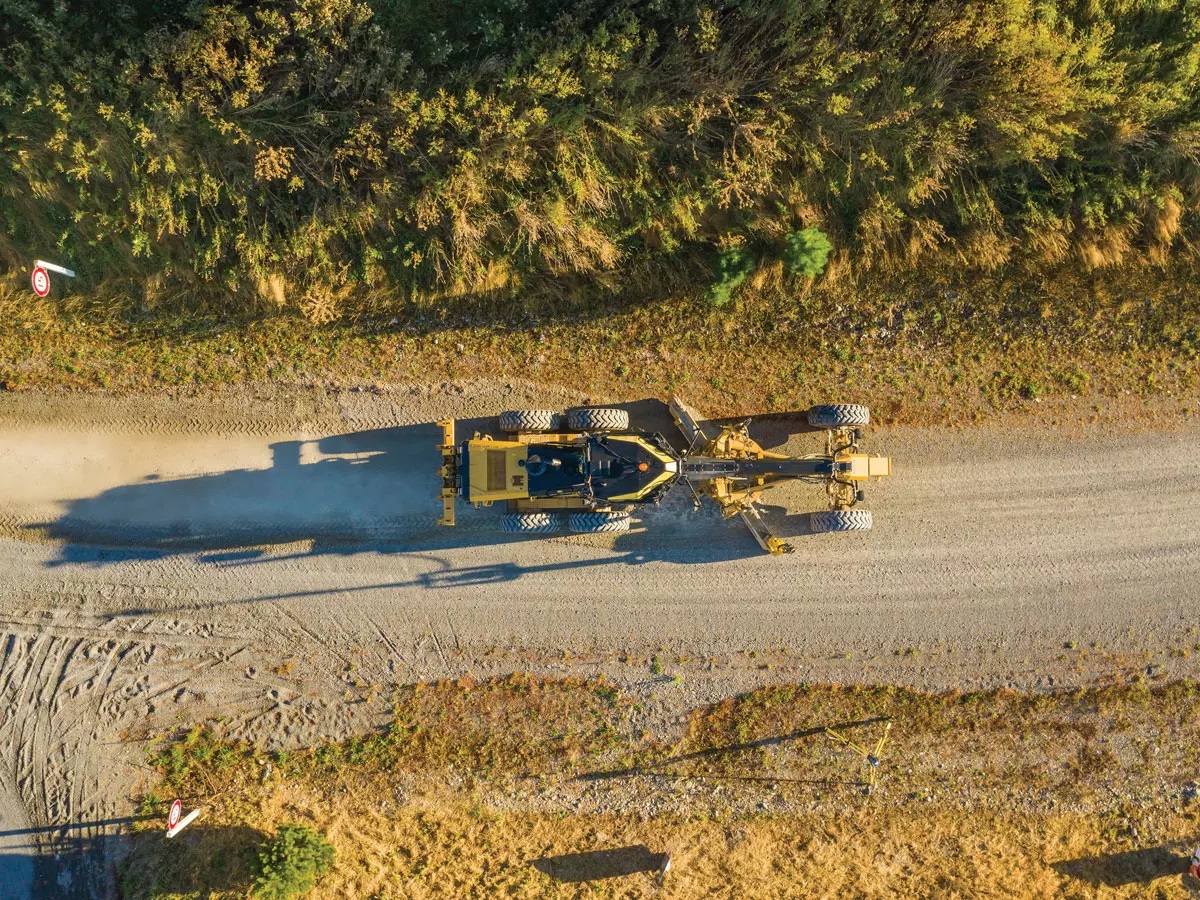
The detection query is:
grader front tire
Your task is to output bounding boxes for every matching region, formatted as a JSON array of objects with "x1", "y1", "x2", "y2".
[
  {"x1": 810, "y1": 509, "x2": 873, "y2": 532},
  {"x1": 807, "y1": 404, "x2": 870, "y2": 428},
  {"x1": 567, "y1": 407, "x2": 630, "y2": 432}
]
